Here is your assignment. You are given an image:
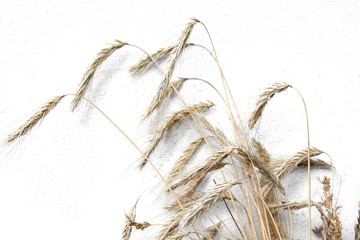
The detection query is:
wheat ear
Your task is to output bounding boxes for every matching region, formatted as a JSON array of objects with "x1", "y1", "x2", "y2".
[
  {"x1": 170, "y1": 147, "x2": 235, "y2": 190},
  {"x1": 144, "y1": 19, "x2": 198, "y2": 121},
  {"x1": 276, "y1": 147, "x2": 324, "y2": 180},
  {"x1": 143, "y1": 78, "x2": 186, "y2": 120},
  {"x1": 181, "y1": 181, "x2": 240, "y2": 227},
  {"x1": 167, "y1": 137, "x2": 205, "y2": 183},
  {"x1": 71, "y1": 40, "x2": 127, "y2": 111},
  {"x1": 139, "y1": 101, "x2": 213, "y2": 169},
  {"x1": 248, "y1": 82, "x2": 291, "y2": 129},
  {"x1": 6, "y1": 95, "x2": 65, "y2": 143},
  {"x1": 129, "y1": 45, "x2": 175, "y2": 74}
]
